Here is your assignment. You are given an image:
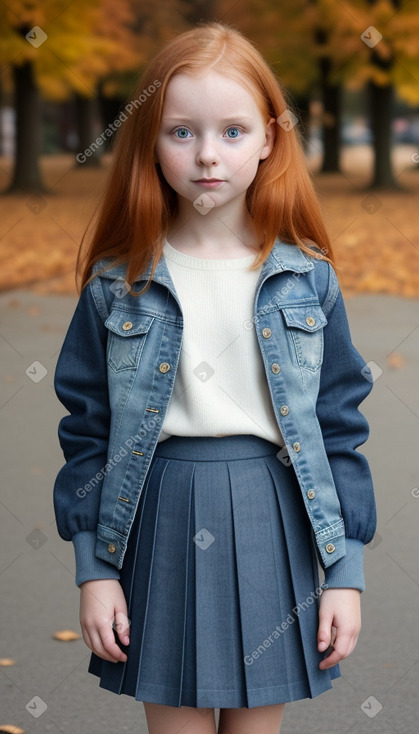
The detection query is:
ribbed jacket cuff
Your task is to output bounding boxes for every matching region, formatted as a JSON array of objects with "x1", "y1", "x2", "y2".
[
  {"x1": 323, "y1": 538, "x2": 365, "y2": 592},
  {"x1": 72, "y1": 530, "x2": 121, "y2": 587}
]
